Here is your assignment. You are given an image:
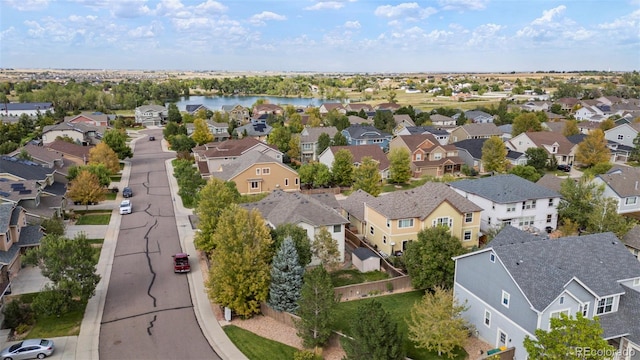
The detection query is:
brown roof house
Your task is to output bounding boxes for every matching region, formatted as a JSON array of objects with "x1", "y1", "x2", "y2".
[
  {"x1": 318, "y1": 144, "x2": 390, "y2": 180},
  {"x1": 210, "y1": 150, "x2": 299, "y2": 195},
  {"x1": 193, "y1": 137, "x2": 282, "y2": 177},
  {"x1": 389, "y1": 134, "x2": 464, "y2": 177},
  {"x1": 507, "y1": 131, "x2": 577, "y2": 166},
  {"x1": 241, "y1": 190, "x2": 348, "y2": 265},
  {"x1": 64, "y1": 112, "x2": 111, "y2": 127},
  {"x1": 44, "y1": 139, "x2": 91, "y2": 166}
]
